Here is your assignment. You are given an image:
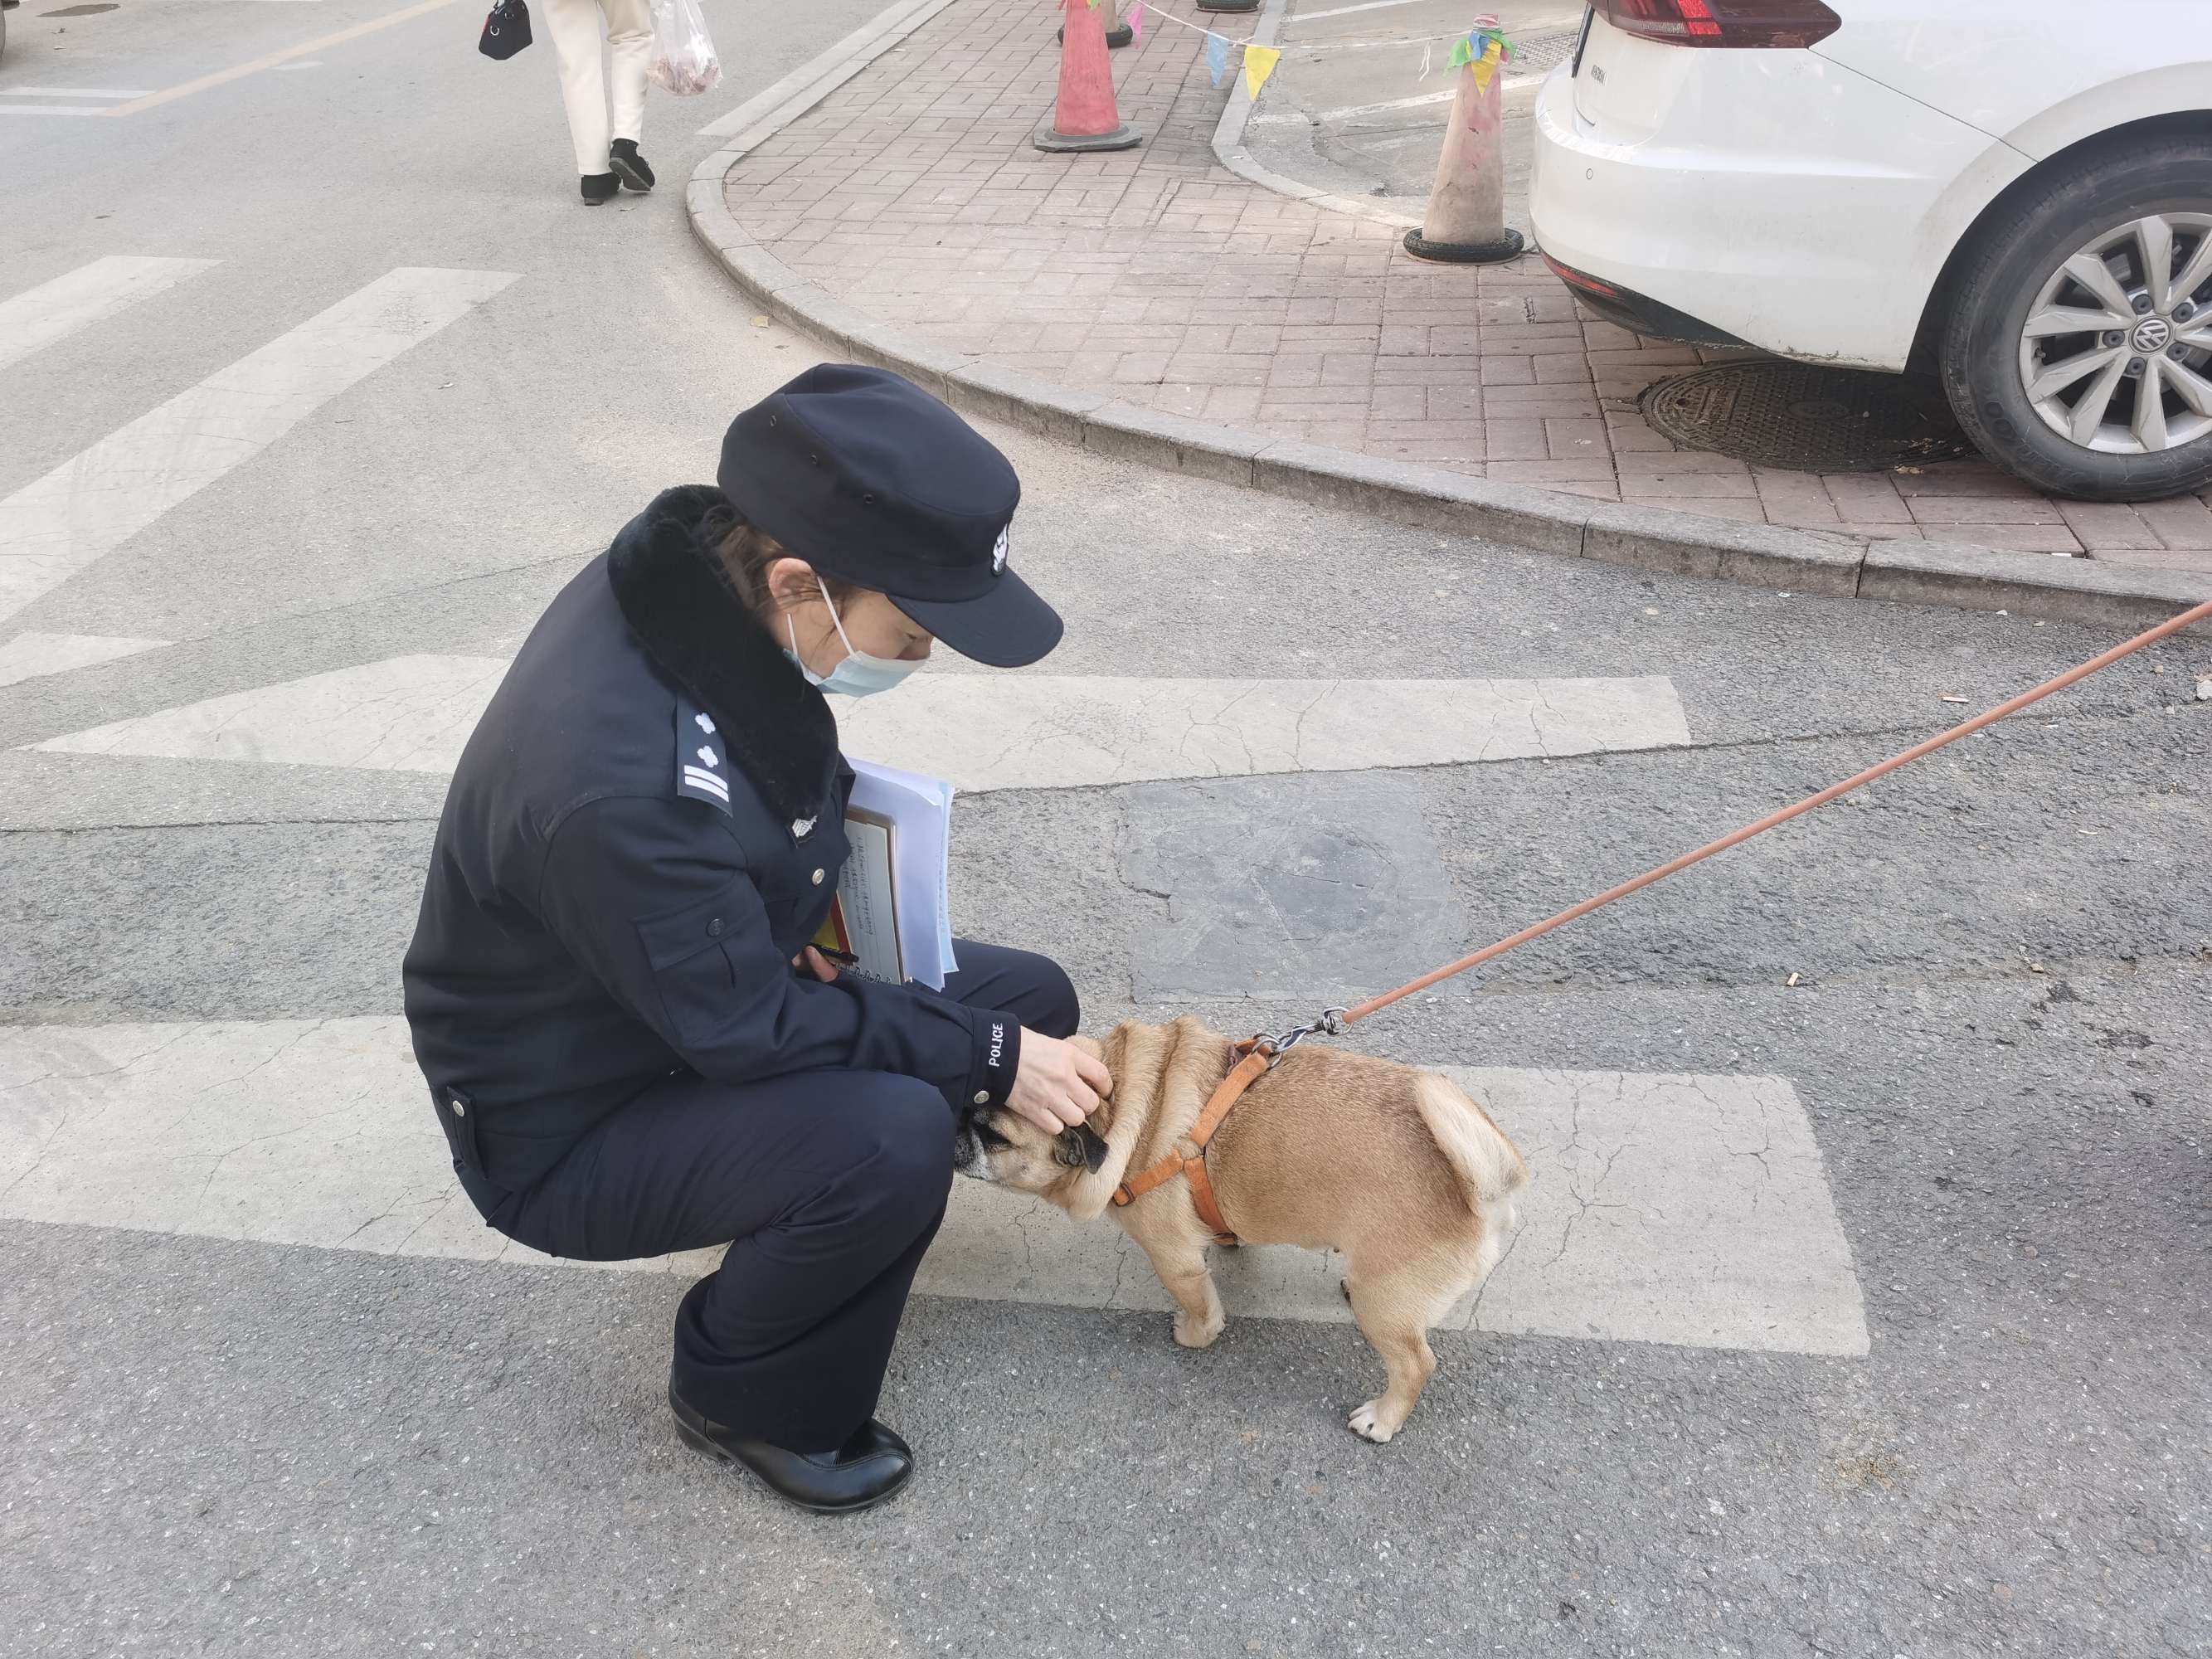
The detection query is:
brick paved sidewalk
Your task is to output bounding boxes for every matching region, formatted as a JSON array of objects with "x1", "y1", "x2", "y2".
[{"x1": 722, "y1": 0, "x2": 2212, "y2": 572}]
